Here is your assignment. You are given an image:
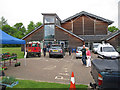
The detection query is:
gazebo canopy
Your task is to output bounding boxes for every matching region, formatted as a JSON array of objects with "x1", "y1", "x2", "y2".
[{"x1": 0, "y1": 29, "x2": 25, "y2": 44}]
